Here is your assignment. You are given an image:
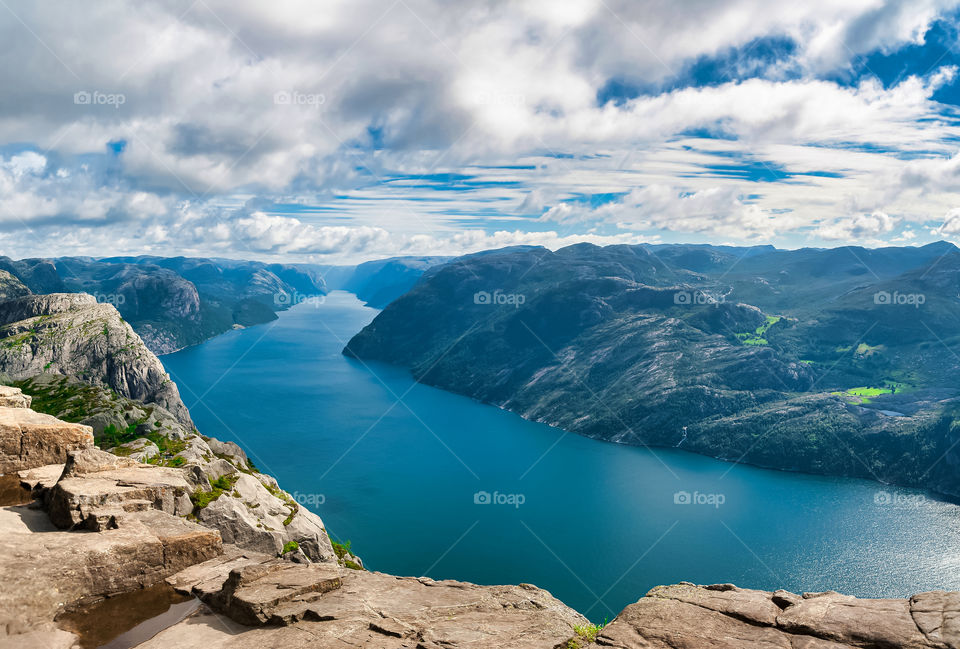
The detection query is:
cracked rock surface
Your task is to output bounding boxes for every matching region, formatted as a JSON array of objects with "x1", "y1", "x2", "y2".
[{"x1": 579, "y1": 583, "x2": 960, "y2": 649}]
